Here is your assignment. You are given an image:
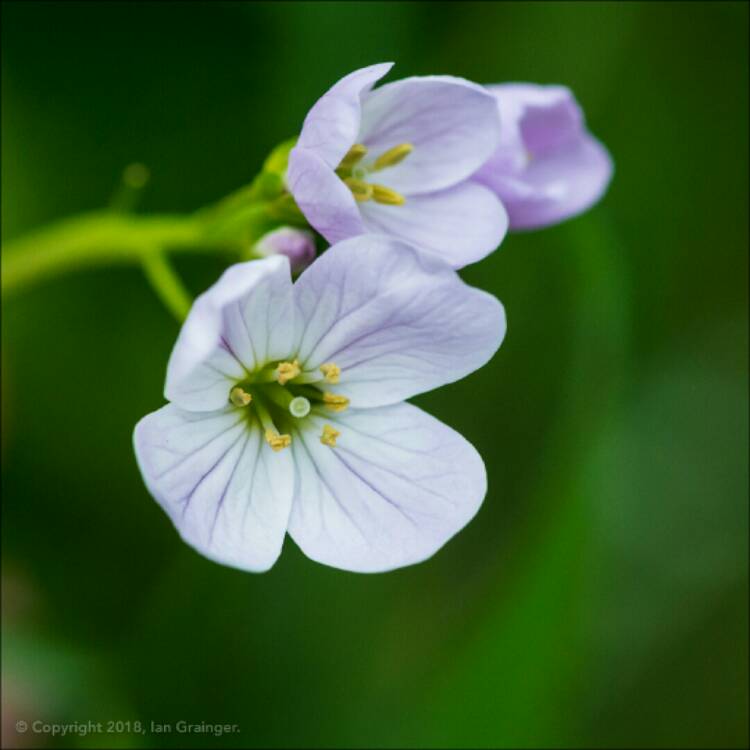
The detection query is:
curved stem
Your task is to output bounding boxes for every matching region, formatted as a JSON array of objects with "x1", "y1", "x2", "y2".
[
  {"x1": 1, "y1": 211, "x2": 230, "y2": 295},
  {"x1": 1, "y1": 138, "x2": 300, "y2": 300},
  {"x1": 140, "y1": 249, "x2": 193, "y2": 322}
]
